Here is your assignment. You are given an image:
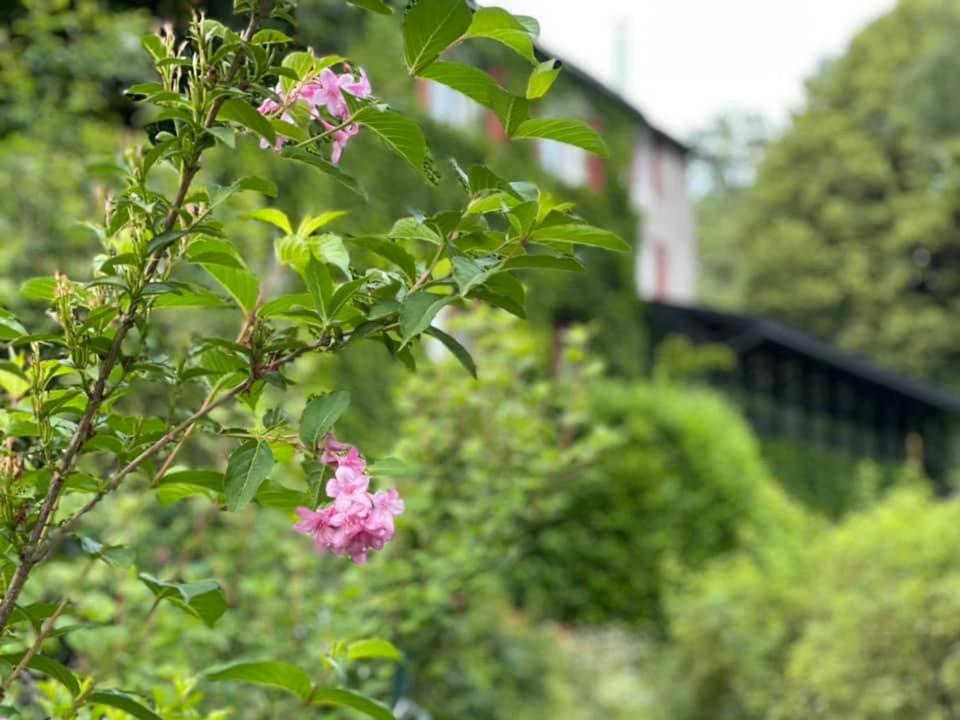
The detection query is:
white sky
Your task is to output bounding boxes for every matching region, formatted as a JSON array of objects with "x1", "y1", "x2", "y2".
[{"x1": 486, "y1": 0, "x2": 896, "y2": 139}]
